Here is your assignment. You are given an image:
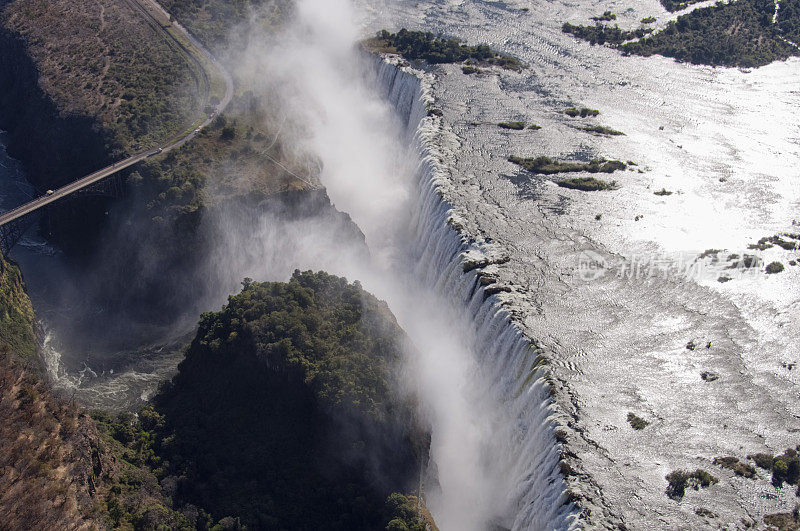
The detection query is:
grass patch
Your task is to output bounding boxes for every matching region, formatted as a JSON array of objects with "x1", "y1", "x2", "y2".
[
  {"x1": 365, "y1": 29, "x2": 524, "y2": 70},
  {"x1": 565, "y1": 107, "x2": 600, "y2": 118},
  {"x1": 498, "y1": 121, "x2": 526, "y2": 130},
  {"x1": 579, "y1": 125, "x2": 625, "y2": 136},
  {"x1": 665, "y1": 469, "x2": 718, "y2": 500},
  {"x1": 557, "y1": 177, "x2": 618, "y2": 191},
  {"x1": 627, "y1": 412, "x2": 650, "y2": 430},
  {"x1": 509, "y1": 155, "x2": 626, "y2": 175}
]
